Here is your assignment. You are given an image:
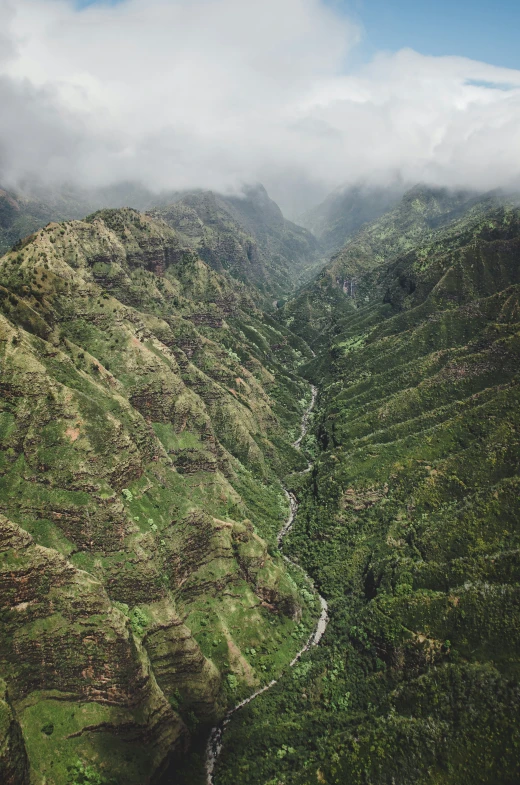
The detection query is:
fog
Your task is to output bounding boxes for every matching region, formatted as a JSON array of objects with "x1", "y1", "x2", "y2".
[{"x1": 1, "y1": 0, "x2": 520, "y2": 215}]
